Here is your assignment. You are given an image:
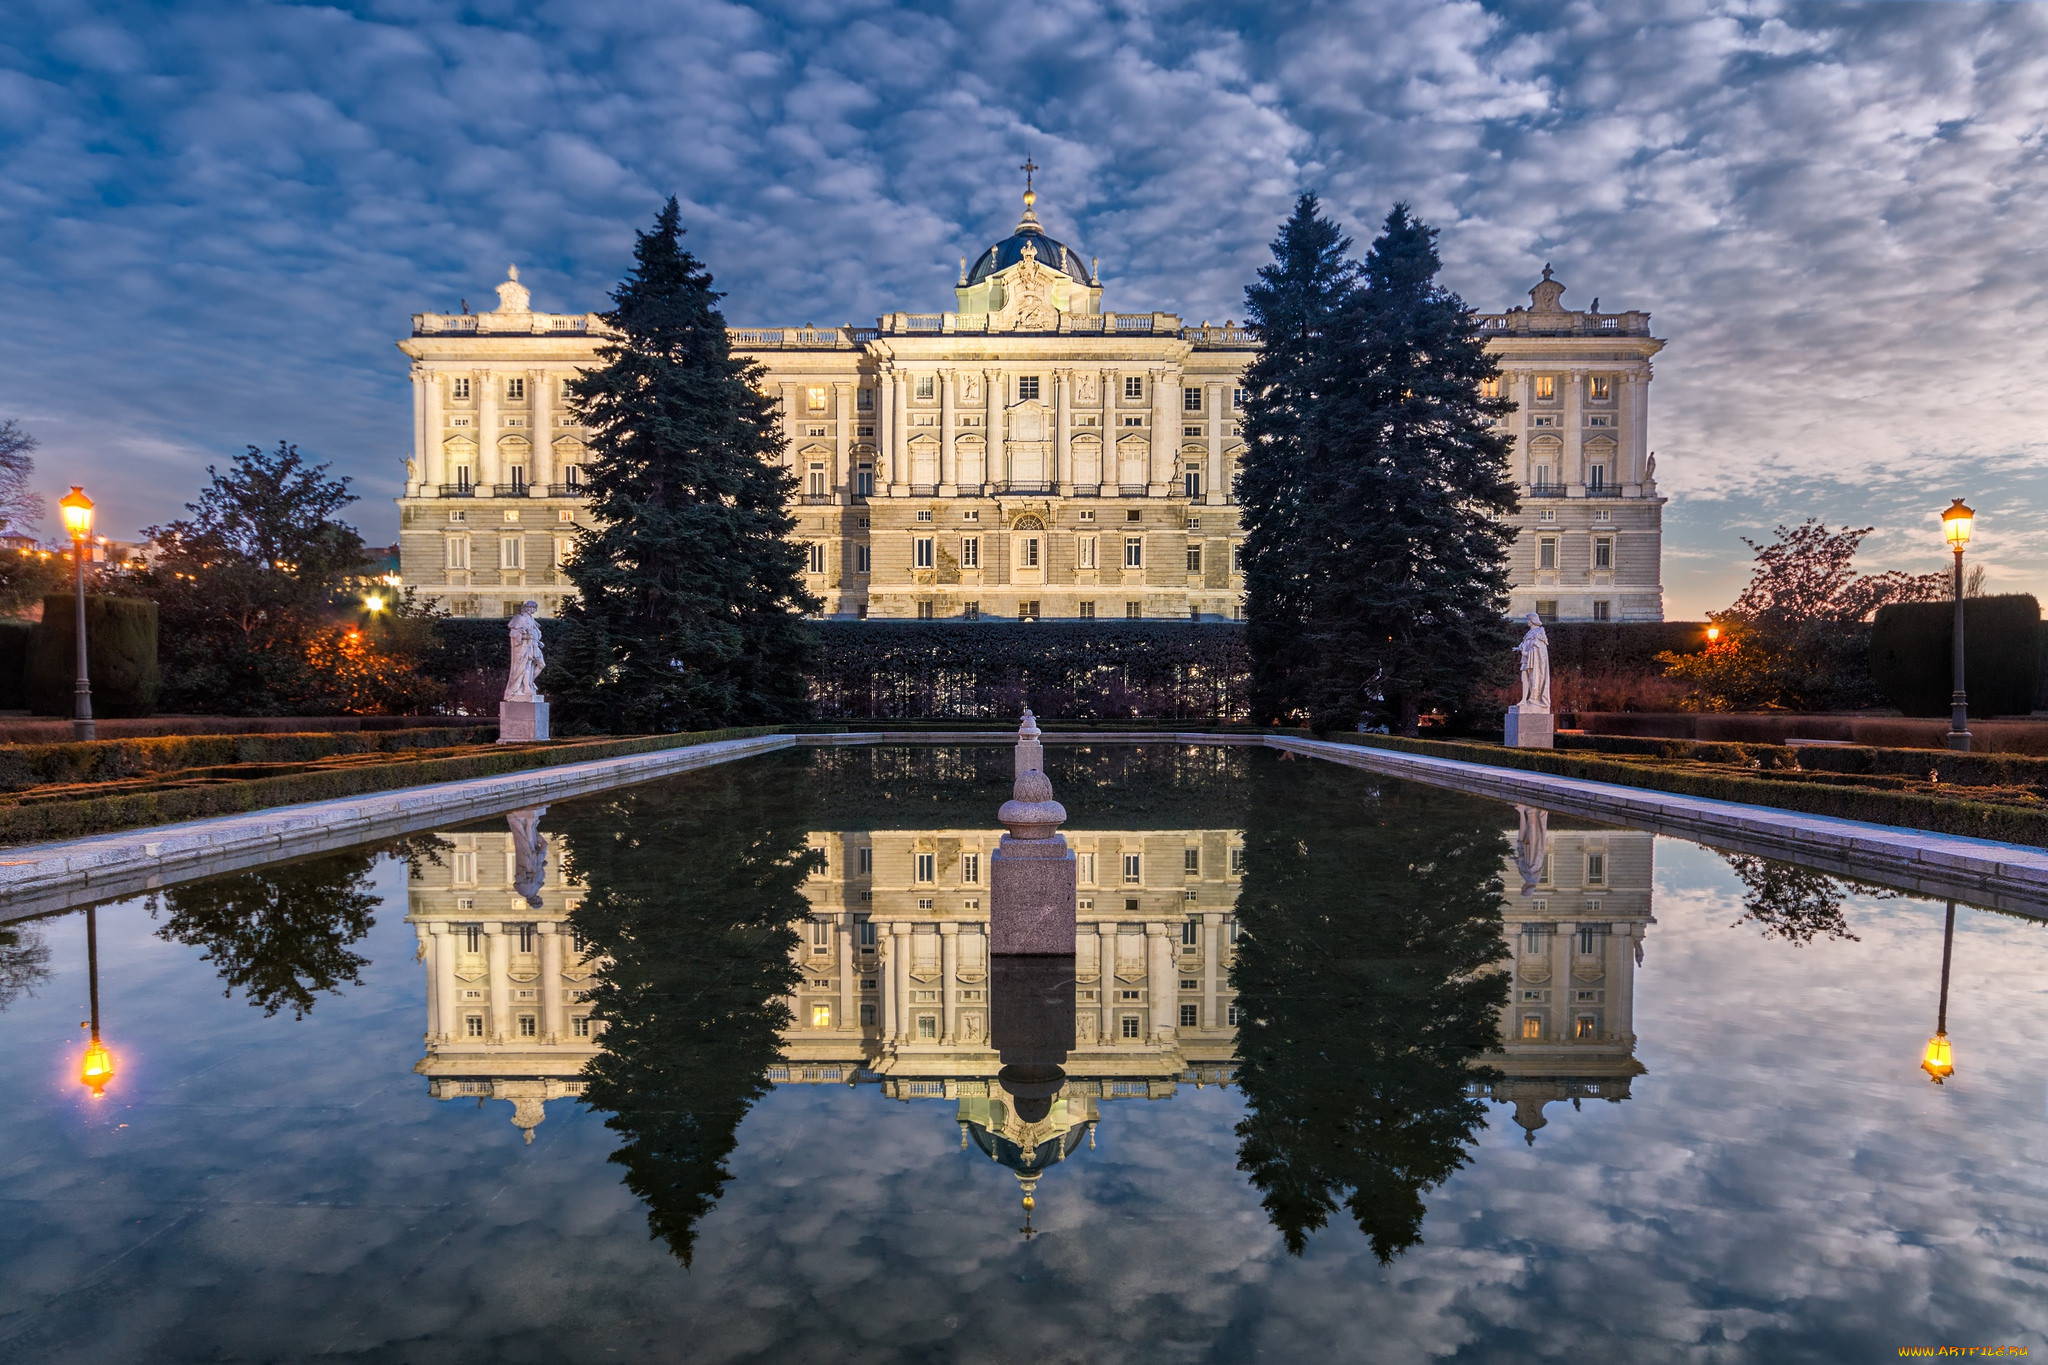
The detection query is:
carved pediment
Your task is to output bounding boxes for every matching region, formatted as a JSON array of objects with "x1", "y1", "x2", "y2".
[
  {"x1": 994, "y1": 250, "x2": 1060, "y2": 333},
  {"x1": 1007, "y1": 399, "x2": 1051, "y2": 442}
]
